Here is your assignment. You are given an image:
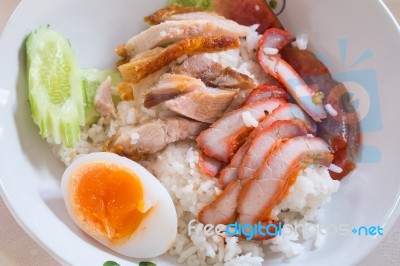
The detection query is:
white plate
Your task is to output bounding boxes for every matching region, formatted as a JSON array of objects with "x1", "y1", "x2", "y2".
[{"x1": 0, "y1": 0, "x2": 400, "y2": 265}]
